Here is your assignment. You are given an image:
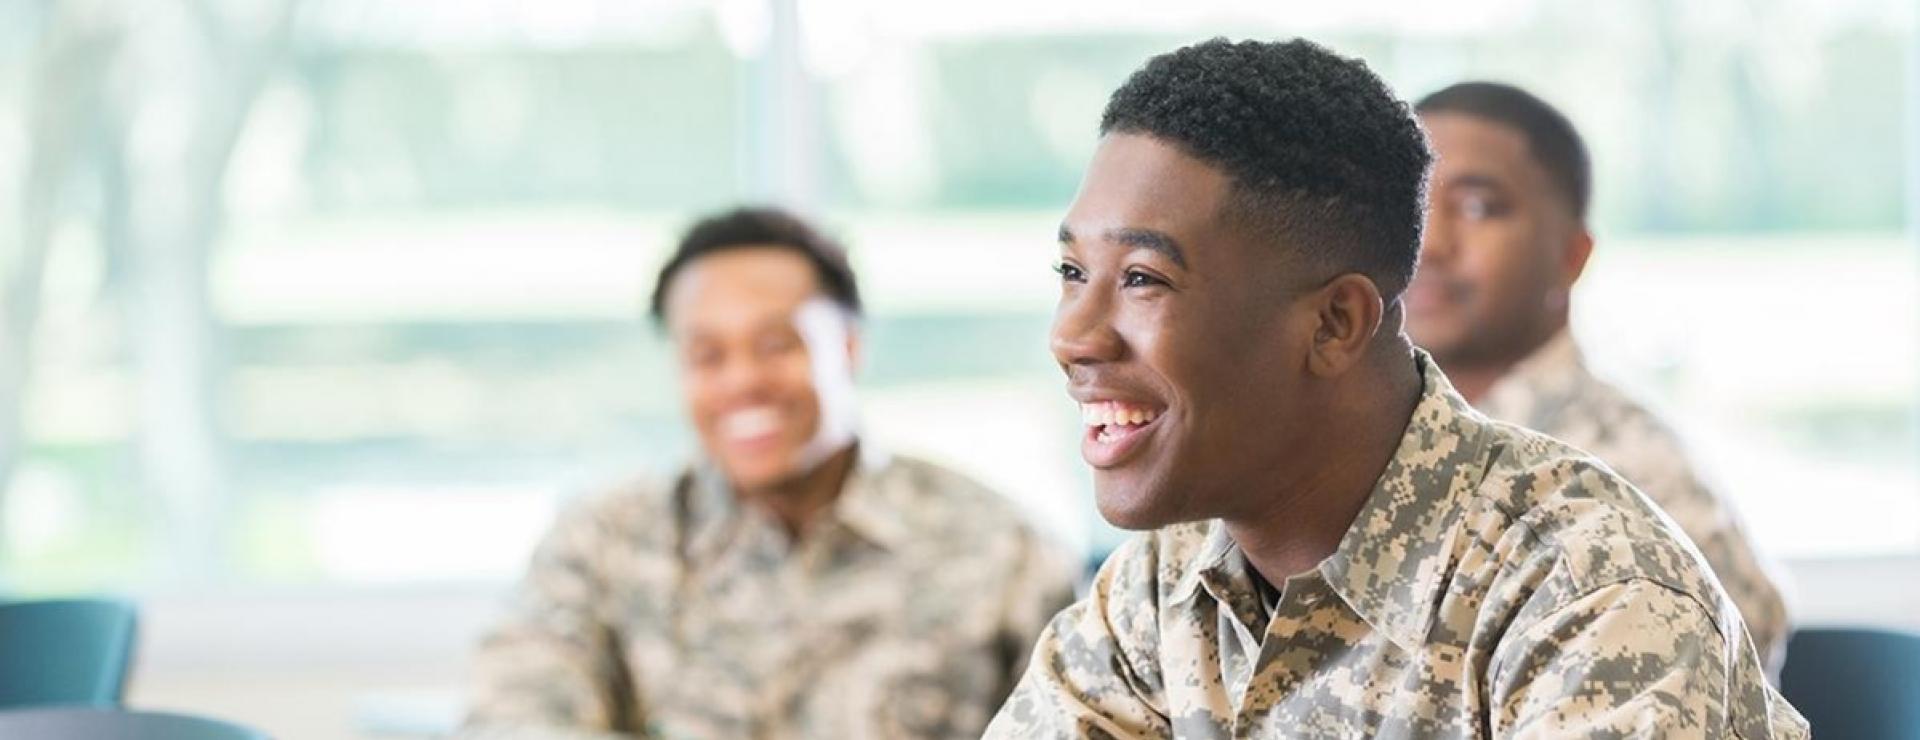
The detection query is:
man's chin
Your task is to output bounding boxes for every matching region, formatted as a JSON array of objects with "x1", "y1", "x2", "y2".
[
  {"x1": 720, "y1": 457, "x2": 803, "y2": 491},
  {"x1": 1094, "y1": 486, "x2": 1182, "y2": 531},
  {"x1": 1408, "y1": 329, "x2": 1468, "y2": 362}
]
